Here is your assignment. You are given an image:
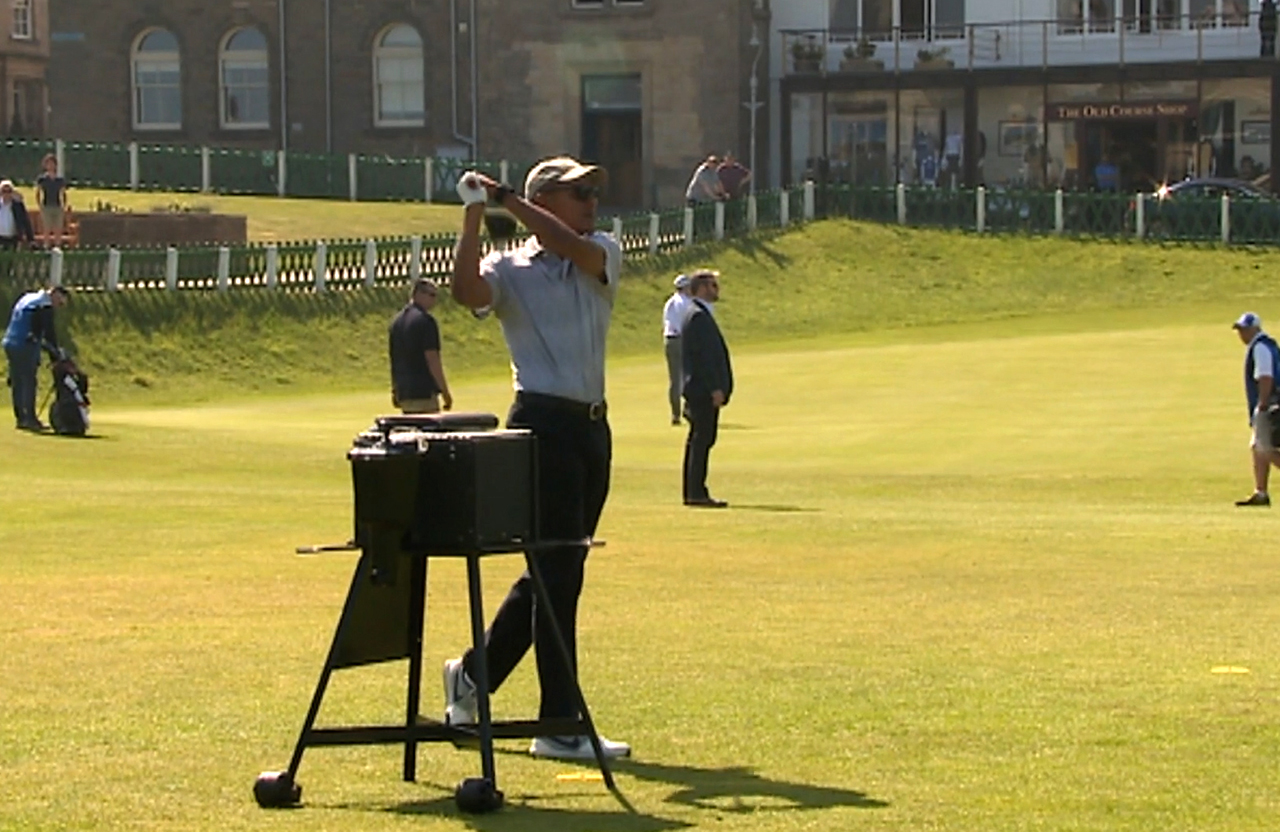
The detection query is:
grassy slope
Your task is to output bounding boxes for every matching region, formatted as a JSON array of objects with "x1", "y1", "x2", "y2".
[
  {"x1": 1, "y1": 223, "x2": 1279, "y2": 831},
  {"x1": 58, "y1": 220, "x2": 1280, "y2": 404},
  {"x1": 62, "y1": 188, "x2": 463, "y2": 243}
]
